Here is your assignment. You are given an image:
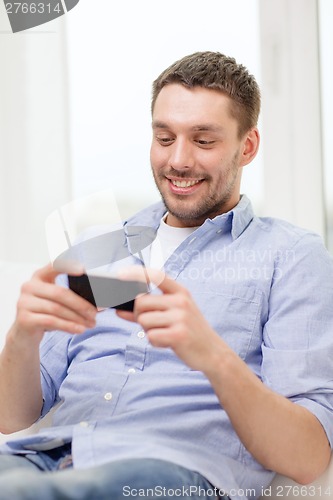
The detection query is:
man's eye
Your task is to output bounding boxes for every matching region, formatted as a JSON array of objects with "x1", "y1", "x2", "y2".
[
  {"x1": 157, "y1": 137, "x2": 174, "y2": 145},
  {"x1": 196, "y1": 139, "x2": 215, "y2": 145}
]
